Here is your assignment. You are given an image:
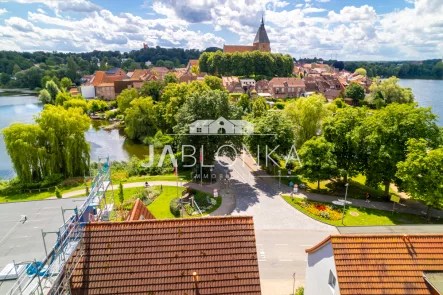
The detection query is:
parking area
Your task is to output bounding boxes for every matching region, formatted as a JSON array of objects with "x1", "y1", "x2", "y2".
[{"x1": 0, "y1": 198, "x2": 86, "y2": 293}]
